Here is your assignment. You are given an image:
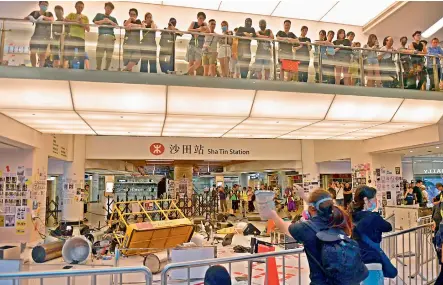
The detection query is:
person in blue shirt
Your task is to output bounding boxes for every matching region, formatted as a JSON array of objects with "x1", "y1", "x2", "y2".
[
  {"x1": 264, "y1": 188, "x2": 354, "y2": 285},
  {"x1": 427, "y1": 38, "x2": 443, "y2": 91},
  {"x1": 351, "y1": 186, "x2": 392, "y2": 285}
]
